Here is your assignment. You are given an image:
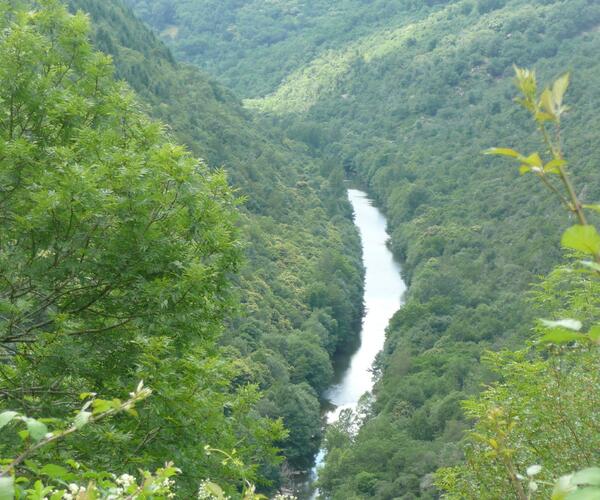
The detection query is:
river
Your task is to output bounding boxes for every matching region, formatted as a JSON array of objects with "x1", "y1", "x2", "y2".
[{"x1": 296, "y1": 188, "x2": 407, "y2": 499}]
